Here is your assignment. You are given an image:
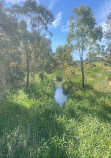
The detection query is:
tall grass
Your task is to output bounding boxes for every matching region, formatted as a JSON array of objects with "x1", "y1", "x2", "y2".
[{"x1": 0, "y1": 63, "x2": 111, "y2": 157}]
